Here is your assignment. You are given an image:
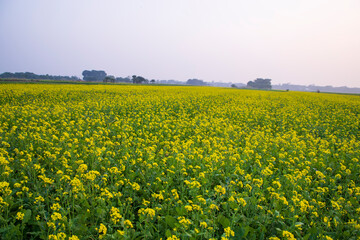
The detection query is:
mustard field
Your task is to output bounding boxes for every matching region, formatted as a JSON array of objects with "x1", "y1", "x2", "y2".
[{"x1": 0, "y1": 84, "x2": 359, "y2": 240}]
